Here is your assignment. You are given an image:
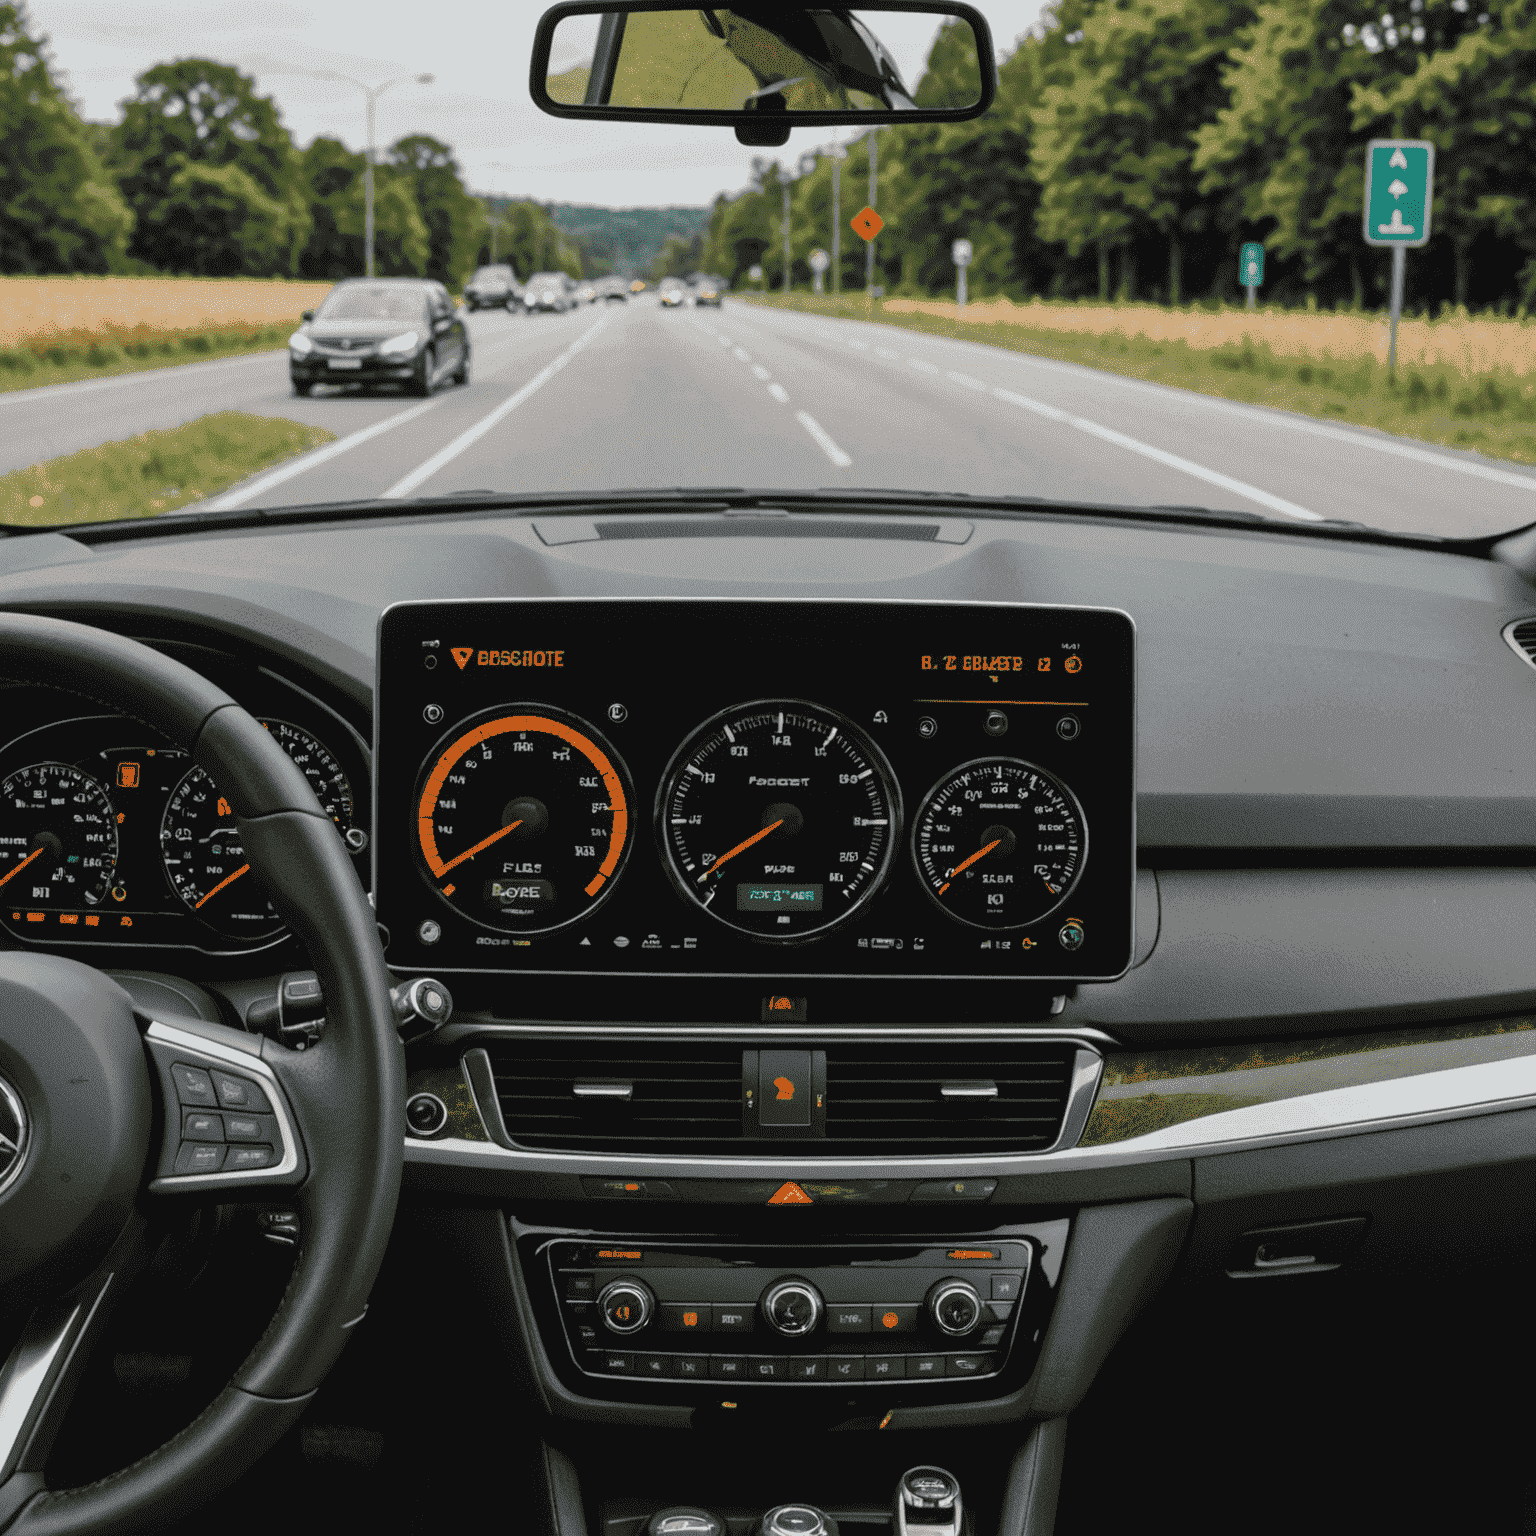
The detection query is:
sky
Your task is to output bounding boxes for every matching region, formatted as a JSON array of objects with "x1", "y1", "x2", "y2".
[{"x1": 27, "y1": 1, "x2": 1052, "y2": 208}]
